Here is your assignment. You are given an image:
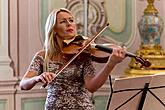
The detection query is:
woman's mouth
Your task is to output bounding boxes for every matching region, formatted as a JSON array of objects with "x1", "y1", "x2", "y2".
[{"x1": 66, "y1": 29, "x2": 74, "y2": 33}]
